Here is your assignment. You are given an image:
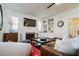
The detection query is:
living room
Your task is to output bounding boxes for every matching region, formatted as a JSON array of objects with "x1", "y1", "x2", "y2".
[{"x1": 0, "y1": 3, "x2": 79, "y2": 56}]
